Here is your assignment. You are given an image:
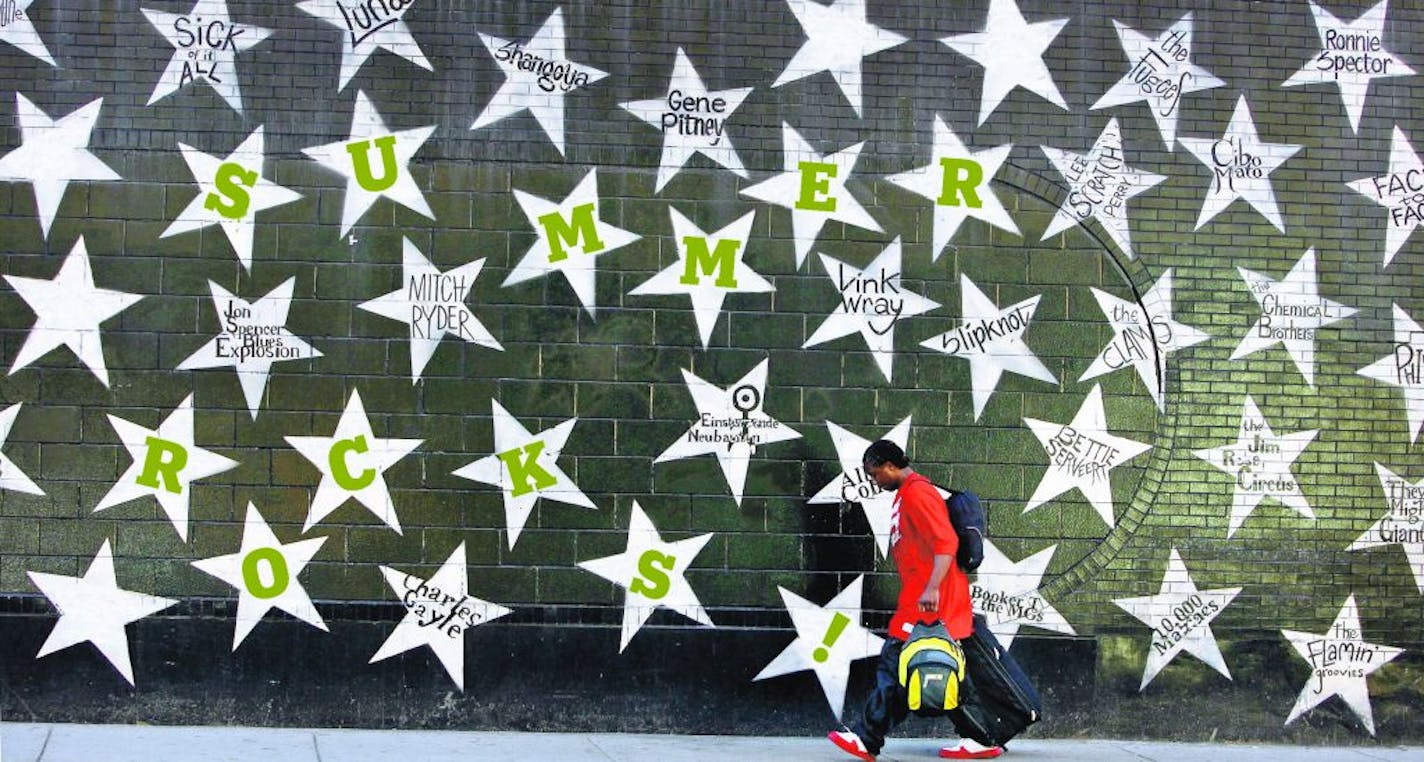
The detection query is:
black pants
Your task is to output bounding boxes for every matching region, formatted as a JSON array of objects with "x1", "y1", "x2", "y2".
[{"x1": 849, "y1": 637, "x2": 908, "y2": 756}]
